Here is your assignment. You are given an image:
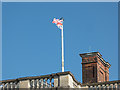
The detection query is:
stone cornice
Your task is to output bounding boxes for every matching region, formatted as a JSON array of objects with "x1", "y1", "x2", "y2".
[{"x1": 97, "y1": 54, "x2": 111, "y2": 68}]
